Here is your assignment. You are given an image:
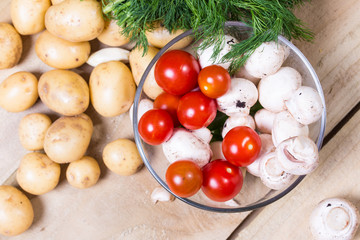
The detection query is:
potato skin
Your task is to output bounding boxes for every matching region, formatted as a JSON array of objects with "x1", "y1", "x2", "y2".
[
  {"x1": 66, "y1": 156, "x2": 101, "y2": 189},
  {"x1": 45, "y1": 0, "x2": 104, "y2": 42},
  {"x1": 0, "y1": 23, "x2": 22, "y2": 69},
  {"x1": 35, "y1": 30, "x2": 91, "y2": 69},
  {"x1": 102, "y1": 139, "x2": 143, "y2": 176},
  {"x1": 19, "y1": 113, "x2": 52, "y2": 151},
  {"x1": 129, "y1": 46, "x2": 163, "y2": 99},
  {"x1": 0, "y1": 71, "x2": 38, "y2": 112},
  {"x1": 38, "y1": 69, "x2": 89, "y2": 116},
  {"x1": 97, "y1": 20, "x2": 130, "y2": 47},
  {"x1": 11, "y1": 0, "x2": 51, "y2": 35},
  {"x1": 0, "y1": 186, "x2": 34, "y2": 236},
  {"x1": 89, "y1": 61, "x2": 136, "y2": 117},
  {"x1": 44, "y1": 114, "x2": 93, "y2": 164},
  {"x1": 16, "y1": 152, "x2": 61, "y2": 195}
]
